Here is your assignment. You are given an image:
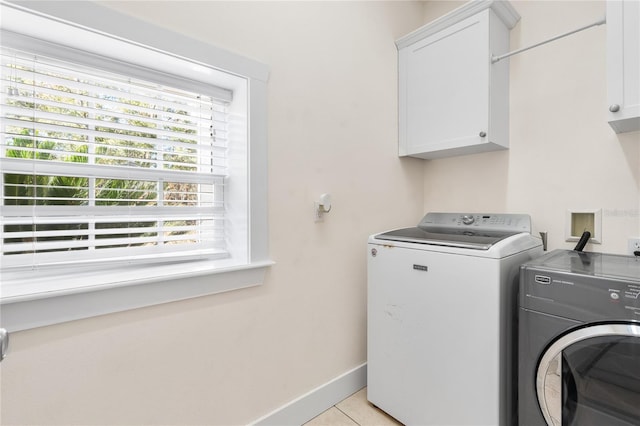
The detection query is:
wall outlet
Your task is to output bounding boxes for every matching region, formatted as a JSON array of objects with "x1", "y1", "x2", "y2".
[{"x1": 628, "y1": 238, "x2": 640, "y2": 256}]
